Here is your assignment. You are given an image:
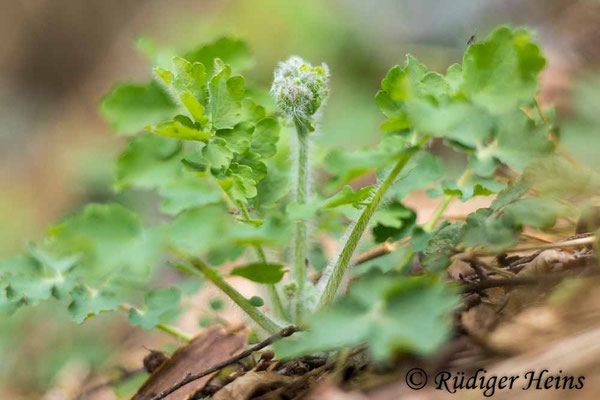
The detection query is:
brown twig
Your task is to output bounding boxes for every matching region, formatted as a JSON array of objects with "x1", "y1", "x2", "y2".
[
  {"x1": 461, "y1": 268, "x2": 600, "y2": 293},
  {"x1": 148, "y1": 325, "x2": 300, "y2": 400}
]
